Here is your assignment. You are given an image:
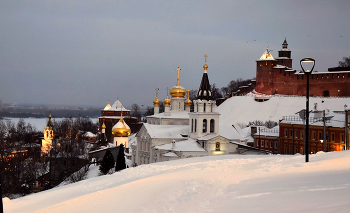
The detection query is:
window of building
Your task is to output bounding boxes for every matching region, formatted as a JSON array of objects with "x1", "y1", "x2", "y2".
[
  {"x1": 203, "y1": 103, "x2": 206, "y2": 112},
  {"x1": 284, "y1": 145, "x2": 288, "y2": 154},
  {"x1": 265, "y1": 141, "x2": 268, "y2": 148},
  {"x1": 257, "y1": 140, "x2": 260, "y2": 147},
  {"x1": 290, "y1": 130, "x2": 293, "y2": 138},
  {"x1": 270, "y1": 141, "x2": 273, "y2": 148},
  {"x1": 275, "y1": 141, "x2": 278, "y2": 149},
  {"x1": 331, "y1": 133, "x2": 335, "y2": 142},
  {"x1": 203, "y1": 119, "x2": 207, "y2": 133},
  {"x1": 285, "y1": 129, "x2": 288, "y2": 137},
  {"x1": 295, "y1": 146, "x2": 298, "y2": 154},
  {"x1": 290, "y1": 146, "x2": 293, "y2": 154},
  {"x1": 261, "y1": 140, "x2": 264, "y2": 147},
  {"x1": 295, "y1": 130, "x2": 298, "y2": 138},
  {"x1": 301, "y1": 130, "x2": 304, "y2": 139},
  {"x1": 195, "y1": 119, "x2": 197, "y2": 132},
  {"x1": 312, "y1": 131, "x2": 316, "y2": 140},
  {"x1": 301, "y1": 147, "x2": 304, "y2": 154},
  {"x1": 210, "y1": 119, "x2": 215, "y2": 133},
  {"x1": 191, "y1": 119, "x2": 194, "y2": 132},
  {"x1": 341, "y1": 134, "x2": 344, "y2": 143},
  {"x1": 215, "y1": 142, "x2": 220, "y2": 151},
  {"x1": 318, "y1": 132, "x2": 322, "y2": 140}
]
